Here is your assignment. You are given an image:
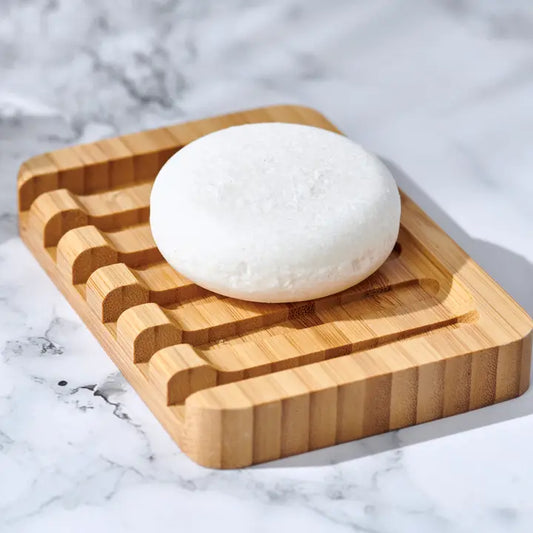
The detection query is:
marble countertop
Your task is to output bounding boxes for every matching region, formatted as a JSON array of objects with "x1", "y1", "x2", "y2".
[{"x1": 1, "y1": 1, "x2": 533, "y2": 531}]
